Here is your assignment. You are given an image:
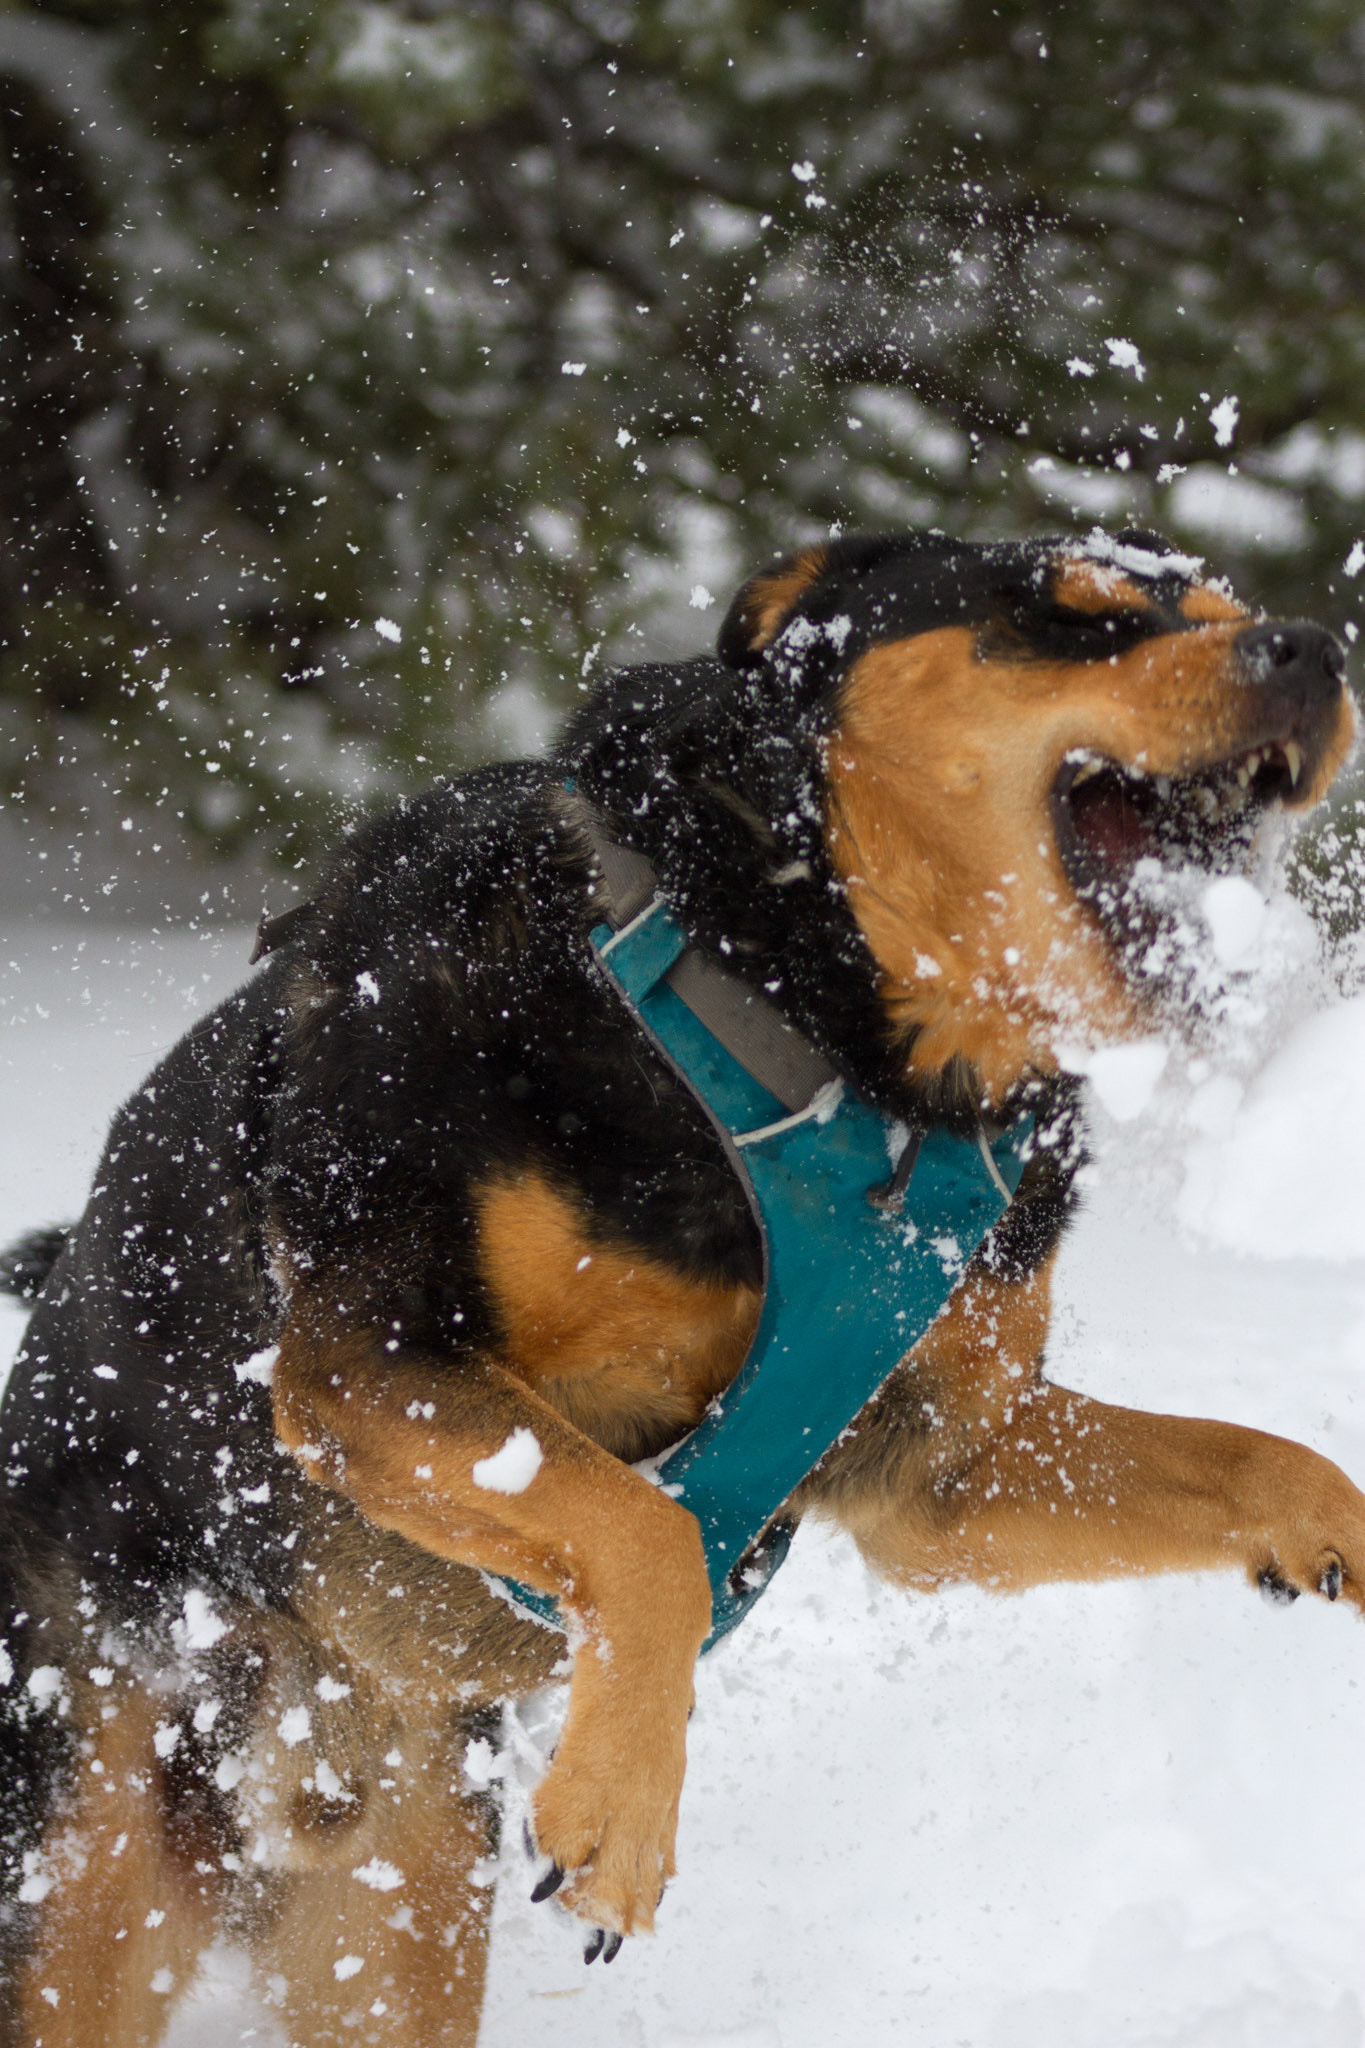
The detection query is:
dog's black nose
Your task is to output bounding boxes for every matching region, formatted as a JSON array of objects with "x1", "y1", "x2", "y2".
[{"x1": 1236, "y1": 621, "x2": 1345, "y2": 708}]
